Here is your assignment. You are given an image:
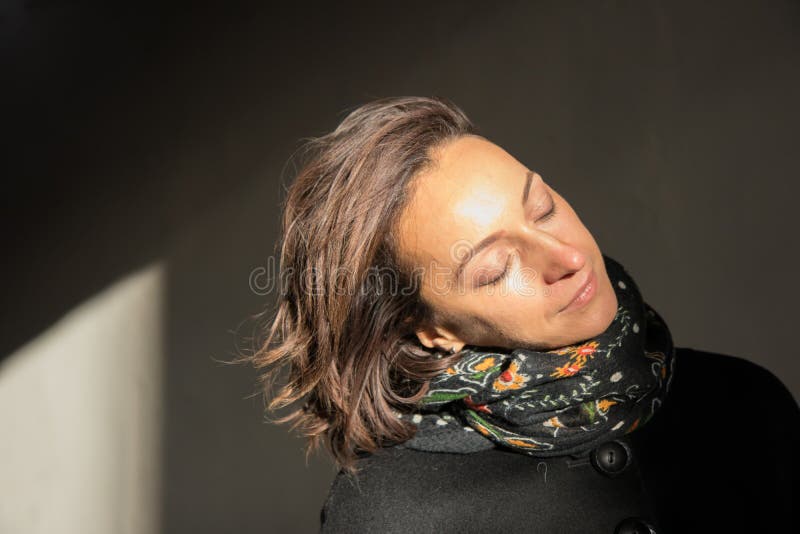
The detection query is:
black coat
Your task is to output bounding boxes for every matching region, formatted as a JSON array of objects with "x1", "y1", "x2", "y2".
[{"x1": 319, "y1": 347, "x2": 800, "y2": 533}]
